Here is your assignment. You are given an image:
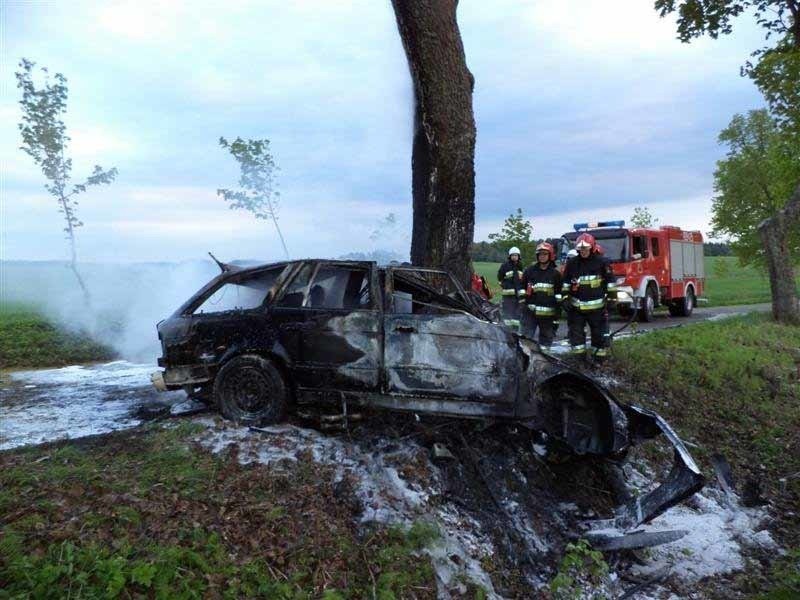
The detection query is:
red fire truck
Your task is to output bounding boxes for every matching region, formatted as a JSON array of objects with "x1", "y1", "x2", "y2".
[{"x1": 557, "y1": 221, "x2": 705, "y2": 321}]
